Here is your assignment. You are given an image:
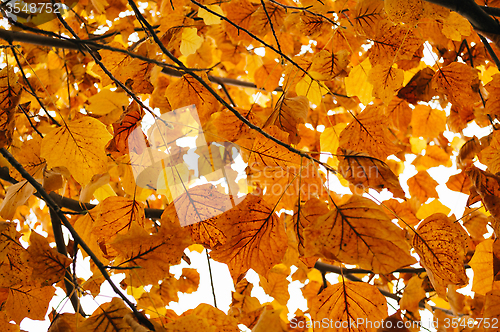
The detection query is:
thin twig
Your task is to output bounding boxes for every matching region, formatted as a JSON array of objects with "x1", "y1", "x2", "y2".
[{"x1": 479, "y1": 34, "x2": 500, "y2": 71}]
